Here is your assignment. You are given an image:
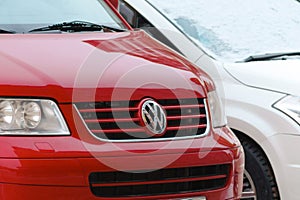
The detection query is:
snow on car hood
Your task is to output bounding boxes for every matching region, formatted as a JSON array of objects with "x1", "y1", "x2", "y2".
[
  {"x1": 224, "y1": 60, "x2": 300, "y2": 96},
  {"x1": 148, "y1": 0, "x2": 300, "y2": 62}
]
